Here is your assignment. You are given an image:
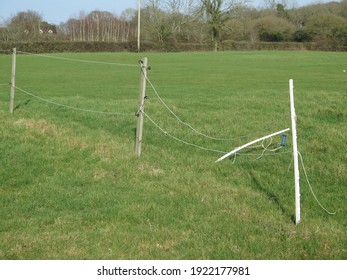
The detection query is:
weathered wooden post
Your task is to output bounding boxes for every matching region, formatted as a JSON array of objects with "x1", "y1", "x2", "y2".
[
  {"x1": 135, "y1": 57, "x2": 148, "y2": 157},
  {"x1": 9, "y1": 48, "x2": 16, "y2": 113}
]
